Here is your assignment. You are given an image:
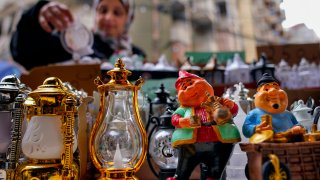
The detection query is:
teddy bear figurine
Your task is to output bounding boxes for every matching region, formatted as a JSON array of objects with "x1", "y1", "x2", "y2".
[
  {"x1": 167, "y1": 70, "x2": 241, "y2": 180},
  {"x1": 242, "y1": 73, "x2": 306, "y2": 143}
]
